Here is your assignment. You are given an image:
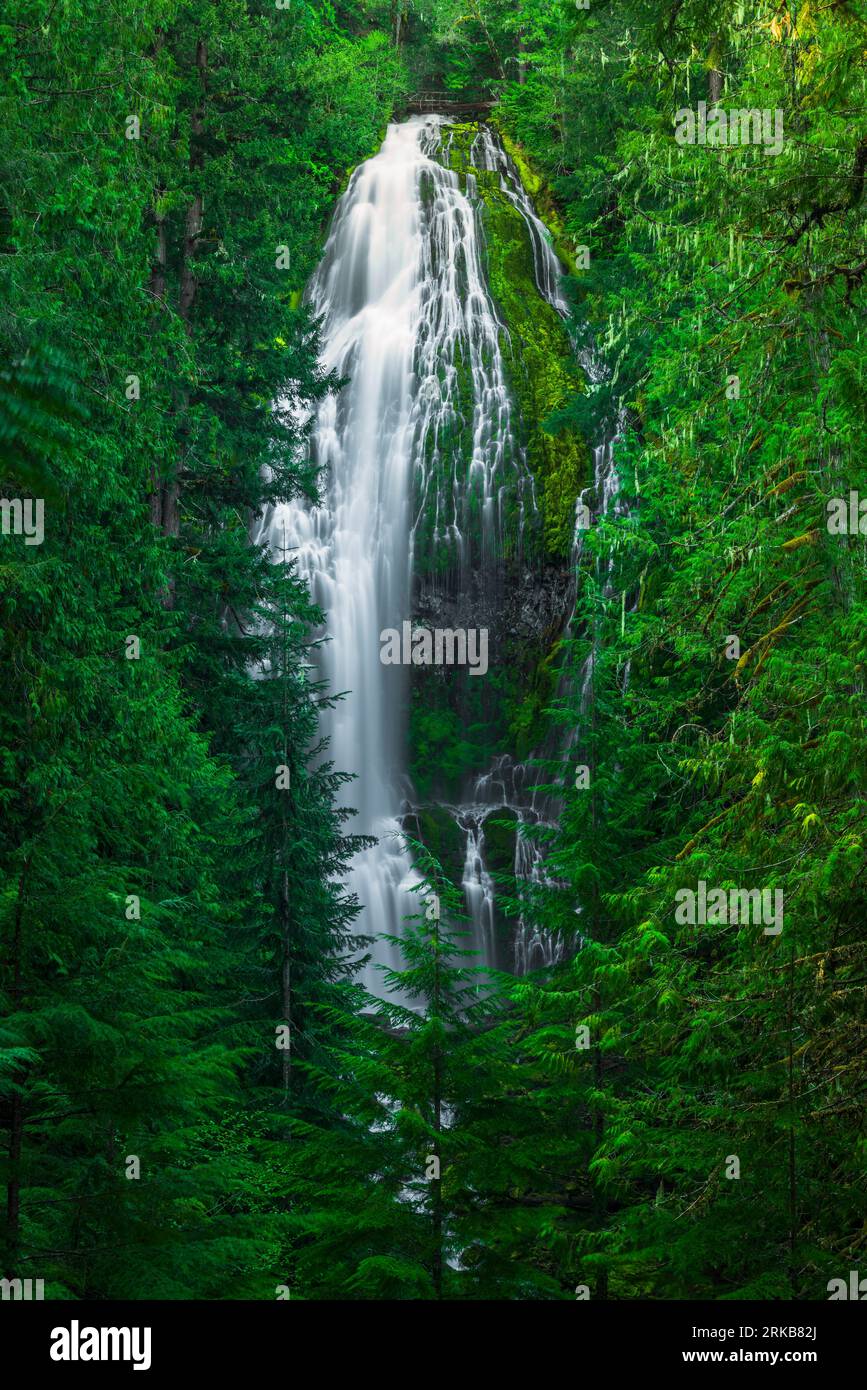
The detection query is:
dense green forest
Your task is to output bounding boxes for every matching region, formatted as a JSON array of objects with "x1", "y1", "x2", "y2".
[{"x1": 1, "y1": 0, "x2": 865, "y2": 1303}]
